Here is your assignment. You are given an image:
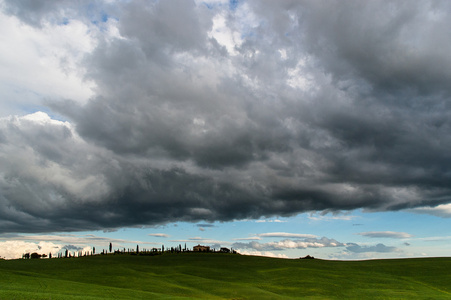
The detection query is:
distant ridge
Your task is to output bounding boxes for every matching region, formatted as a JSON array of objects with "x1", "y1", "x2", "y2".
[{"x1": 1, "y1": 253, "x2": 450, "y2": 299}]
